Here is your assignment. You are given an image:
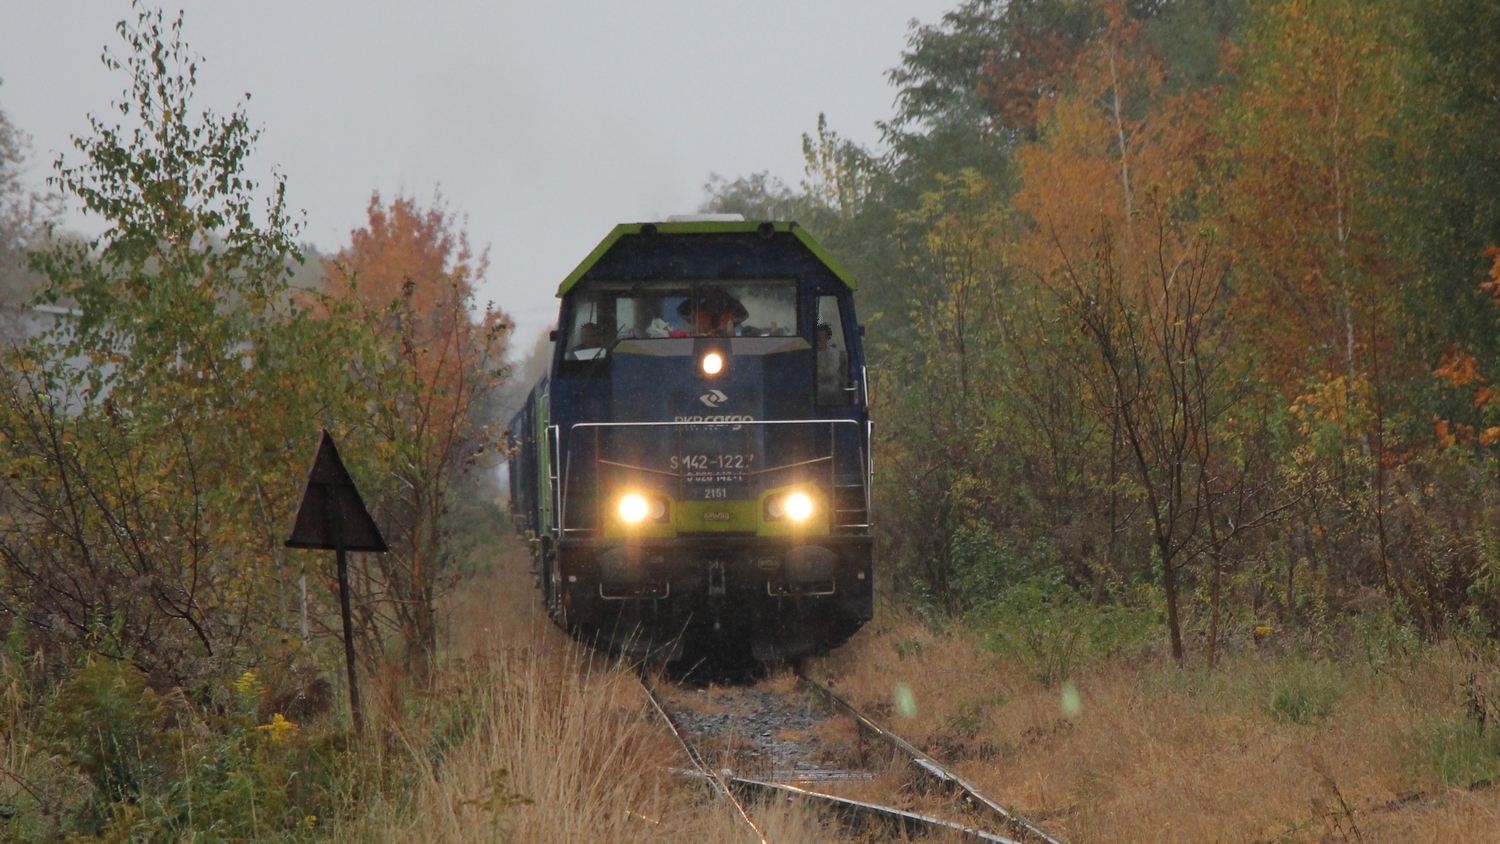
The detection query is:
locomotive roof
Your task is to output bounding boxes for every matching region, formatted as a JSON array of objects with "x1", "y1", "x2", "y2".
[{"x1": 556, "y1": 220, "x2": 857, "y2": 296}]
